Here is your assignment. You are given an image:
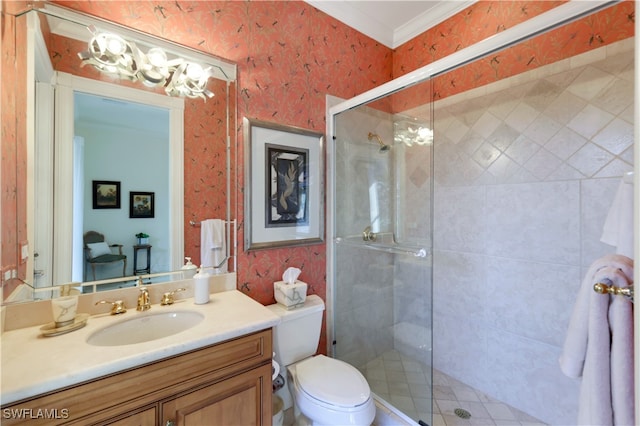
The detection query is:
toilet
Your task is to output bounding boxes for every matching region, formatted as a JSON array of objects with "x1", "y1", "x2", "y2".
[{"x1": 267, "y1": 295, "x2": 376, "y2": 426}]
